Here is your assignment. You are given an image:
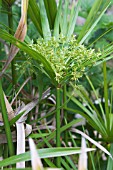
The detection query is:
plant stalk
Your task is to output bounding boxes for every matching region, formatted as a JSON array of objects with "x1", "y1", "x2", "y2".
[
  {"x1": 107, "y1": 143, "x2": 113, "y2": 170},
  {"x1": 103, "y1": 62, "x2": 109, "y2": 128},
  {"x1": 63, "y1": 84, "x2": 68, "y2": 146},
  {"x1": 0, "y1": 0, "x2": 2, "y2": 7},
  {"x1": 56, "y1": 86, "x2": 61, "y2": 167},
  {"x1": 0, "y1": 80, "x2": 14, "y2": 156},
  {"x1": 8, "y1": 5, "x2": 16, "y2": 88}
]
